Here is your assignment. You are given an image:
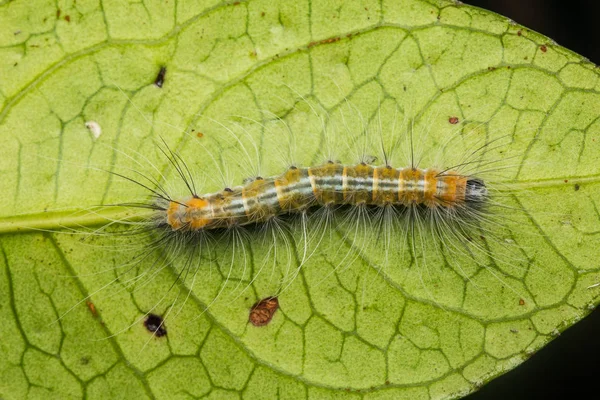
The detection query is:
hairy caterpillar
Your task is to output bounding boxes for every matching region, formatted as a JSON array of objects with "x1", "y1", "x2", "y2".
[
  {"x1": 81, "y1": 87, "x2": 528, "y2": 328},
  {"x1": 164, "y1": 163, "x2": 488, "y2": 230}
]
